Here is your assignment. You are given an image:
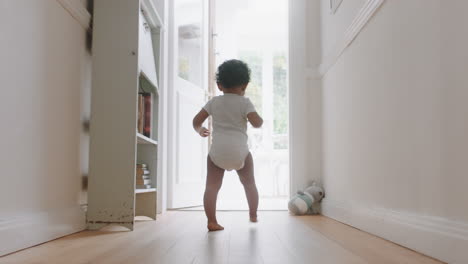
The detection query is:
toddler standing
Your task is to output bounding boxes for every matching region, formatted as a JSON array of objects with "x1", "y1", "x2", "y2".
[{"x1": 193, "y1": 59, "x2": 263, "y2": 231}]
